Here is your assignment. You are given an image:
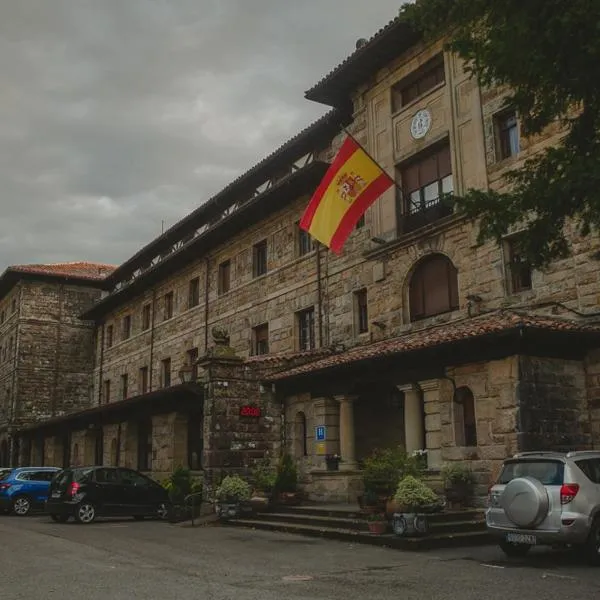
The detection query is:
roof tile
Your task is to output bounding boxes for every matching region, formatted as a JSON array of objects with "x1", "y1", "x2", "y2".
[{"x1": 10, "y1": 262, "x2": 116, "y2": 281}]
